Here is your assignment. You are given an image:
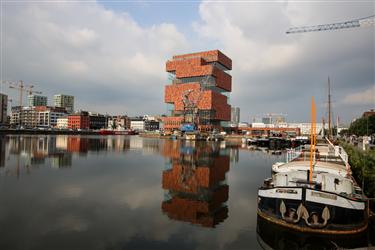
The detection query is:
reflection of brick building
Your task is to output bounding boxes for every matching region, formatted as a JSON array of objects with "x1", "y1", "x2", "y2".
[
  {"x1": 162, "y1": 187, "x2": 229, "y2": 227},
  {"x1": 163, "y1": 50, "x2": 232, "y2": 132},
  {"x1": 67, "y1": 137, "x2": 88, "y2": 153},
  {"x1": 161, "y1": 141, "x2": 229, "y2": 227}
]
